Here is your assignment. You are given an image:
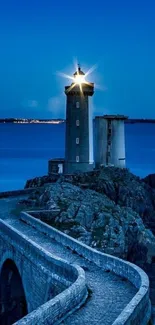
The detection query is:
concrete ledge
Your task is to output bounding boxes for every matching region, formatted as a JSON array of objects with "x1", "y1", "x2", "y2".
[
  {"x1": 0, "y1": 219, "x2": 87, "y2": 325},
  {"x1": 20, "y1": 211, "x2": 151, "y2": 325}
]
